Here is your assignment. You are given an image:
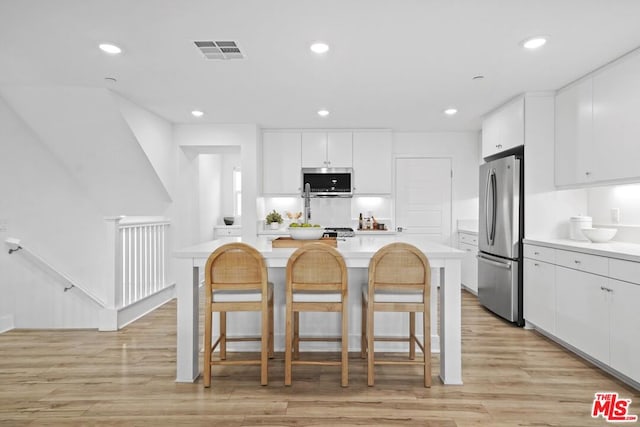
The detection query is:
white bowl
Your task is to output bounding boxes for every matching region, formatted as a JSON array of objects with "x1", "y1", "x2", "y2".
[
  {"x1": 288, "y1": 226, "x2": 324, "y2": 240},
  {"x1": 581, "y1": 227, "x2": 617, "y2": 243}
]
